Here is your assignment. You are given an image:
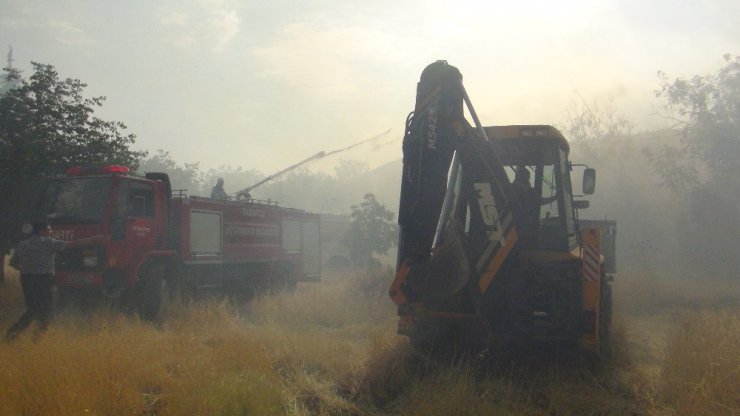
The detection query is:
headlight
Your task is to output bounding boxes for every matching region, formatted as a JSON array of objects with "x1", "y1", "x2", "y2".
[{"x1": 83, "y1": 256, "x2": 99, "y2": 267}]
